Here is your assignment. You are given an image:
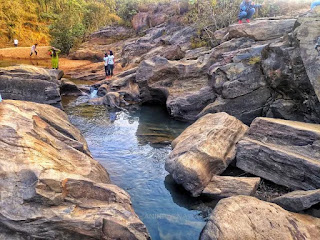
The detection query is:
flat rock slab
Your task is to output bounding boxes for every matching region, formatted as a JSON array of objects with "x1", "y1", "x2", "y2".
[
  {"x1": 236, "y1": 117, "x2": 320, "y2": 190},
  {"x1": 166, "y1": 112, "x2": 248, "y2": 197},
  {"x1": 0, "y1": 65, "x2": 63, "y2": 108},
  {"x1": 0, "y1": 100, "x2": 150, "y2": 240},
  {"x1": 202, "y1": 176, "x2": 260, "y2": 198},
  {"x1": 200, "y1": 196, "x2": 320, "y2": 240},
  {"x1": 228, "y1": 19, "x2": 296, "y2": 41},
  {"x1": 273, "y1": 189, "x2": 320, "y2": 212}
]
